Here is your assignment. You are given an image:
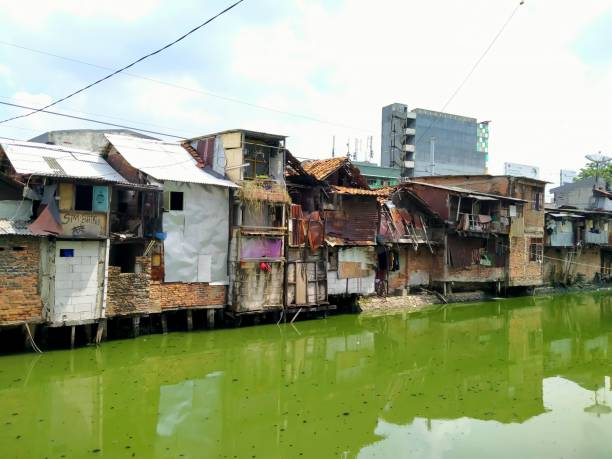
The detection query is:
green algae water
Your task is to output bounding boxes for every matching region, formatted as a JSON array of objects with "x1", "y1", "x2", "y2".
[{"x1": 2, "y1": 293, "x2": 612, "y2": 458}]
